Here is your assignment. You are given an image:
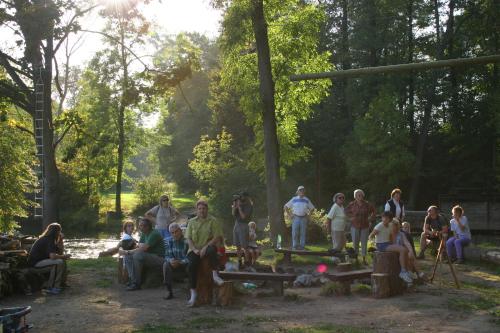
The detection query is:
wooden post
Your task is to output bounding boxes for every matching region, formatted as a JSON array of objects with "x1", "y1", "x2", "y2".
[
  {"x1": 216, "y1": 281, "x2": 233, "y2": 306},
  {"x1": 118, "y1": 257, "x2": 128, "y2": 284},
  {"x1": 372, "y1": 251, "x2": 406, "y2": 296},
  {"x1": 195, "y1": 257, "x2": 214, "y2": 306},
  {"x1": 371, "y1": 273, "x2": 391, "y2": 298}
]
